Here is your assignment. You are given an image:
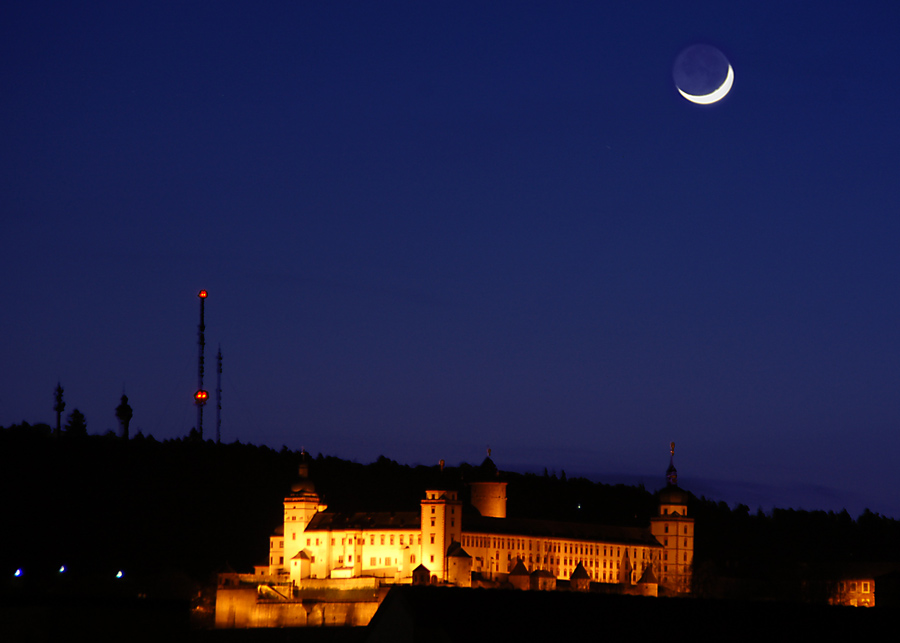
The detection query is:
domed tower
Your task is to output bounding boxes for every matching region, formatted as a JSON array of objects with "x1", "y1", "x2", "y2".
[
  {"x1": 468, "y1": 451, "x2": 507, "y2": 519},
  {"x1": 281, "y1": 451, "x2": 323, "y2": 573},
  {"x1": 650, "y1": 442, "x2": 694, "y2": 593}
]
